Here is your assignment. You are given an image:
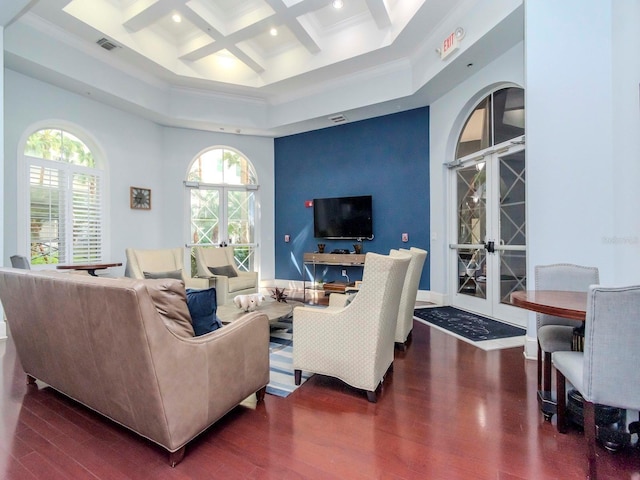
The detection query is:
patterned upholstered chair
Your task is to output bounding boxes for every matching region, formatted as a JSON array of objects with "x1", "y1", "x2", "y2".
[
  {"x1": 535, "y1": 264, "x2": 599, "y2": 419},
  {"x1": 293, "y1": 252, "x2": 411, "y2": 402},
  {"x1": 124, "y1": 247, "x2": 213, "y2": 290},
  {"x1": 193, "y1": 246, "x2": 258, "y2": 305},
  {"x1": 553, "y1": 285, "x2": 640, "y2": 480},
  {"x1": 391, "y1": 247, "x2": 428, "y2": 350}
]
